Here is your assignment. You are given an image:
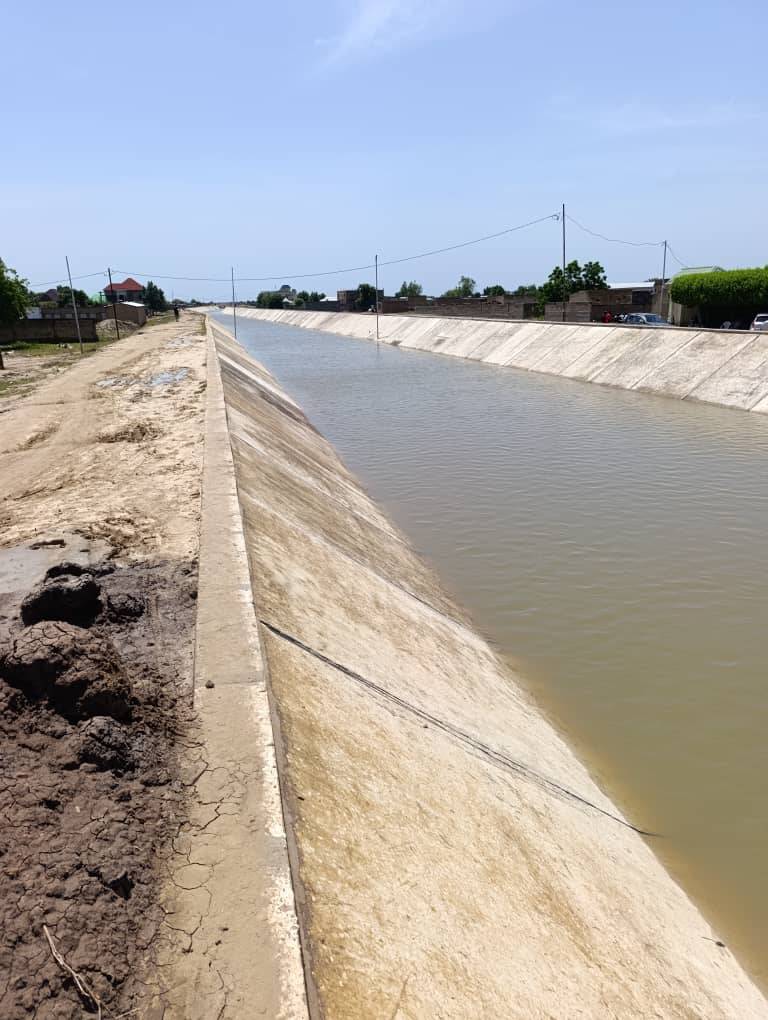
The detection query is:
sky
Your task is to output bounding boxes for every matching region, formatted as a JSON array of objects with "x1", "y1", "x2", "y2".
[{"x1": 2, "y1": 0, "x2": 767, "y2": 301}]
